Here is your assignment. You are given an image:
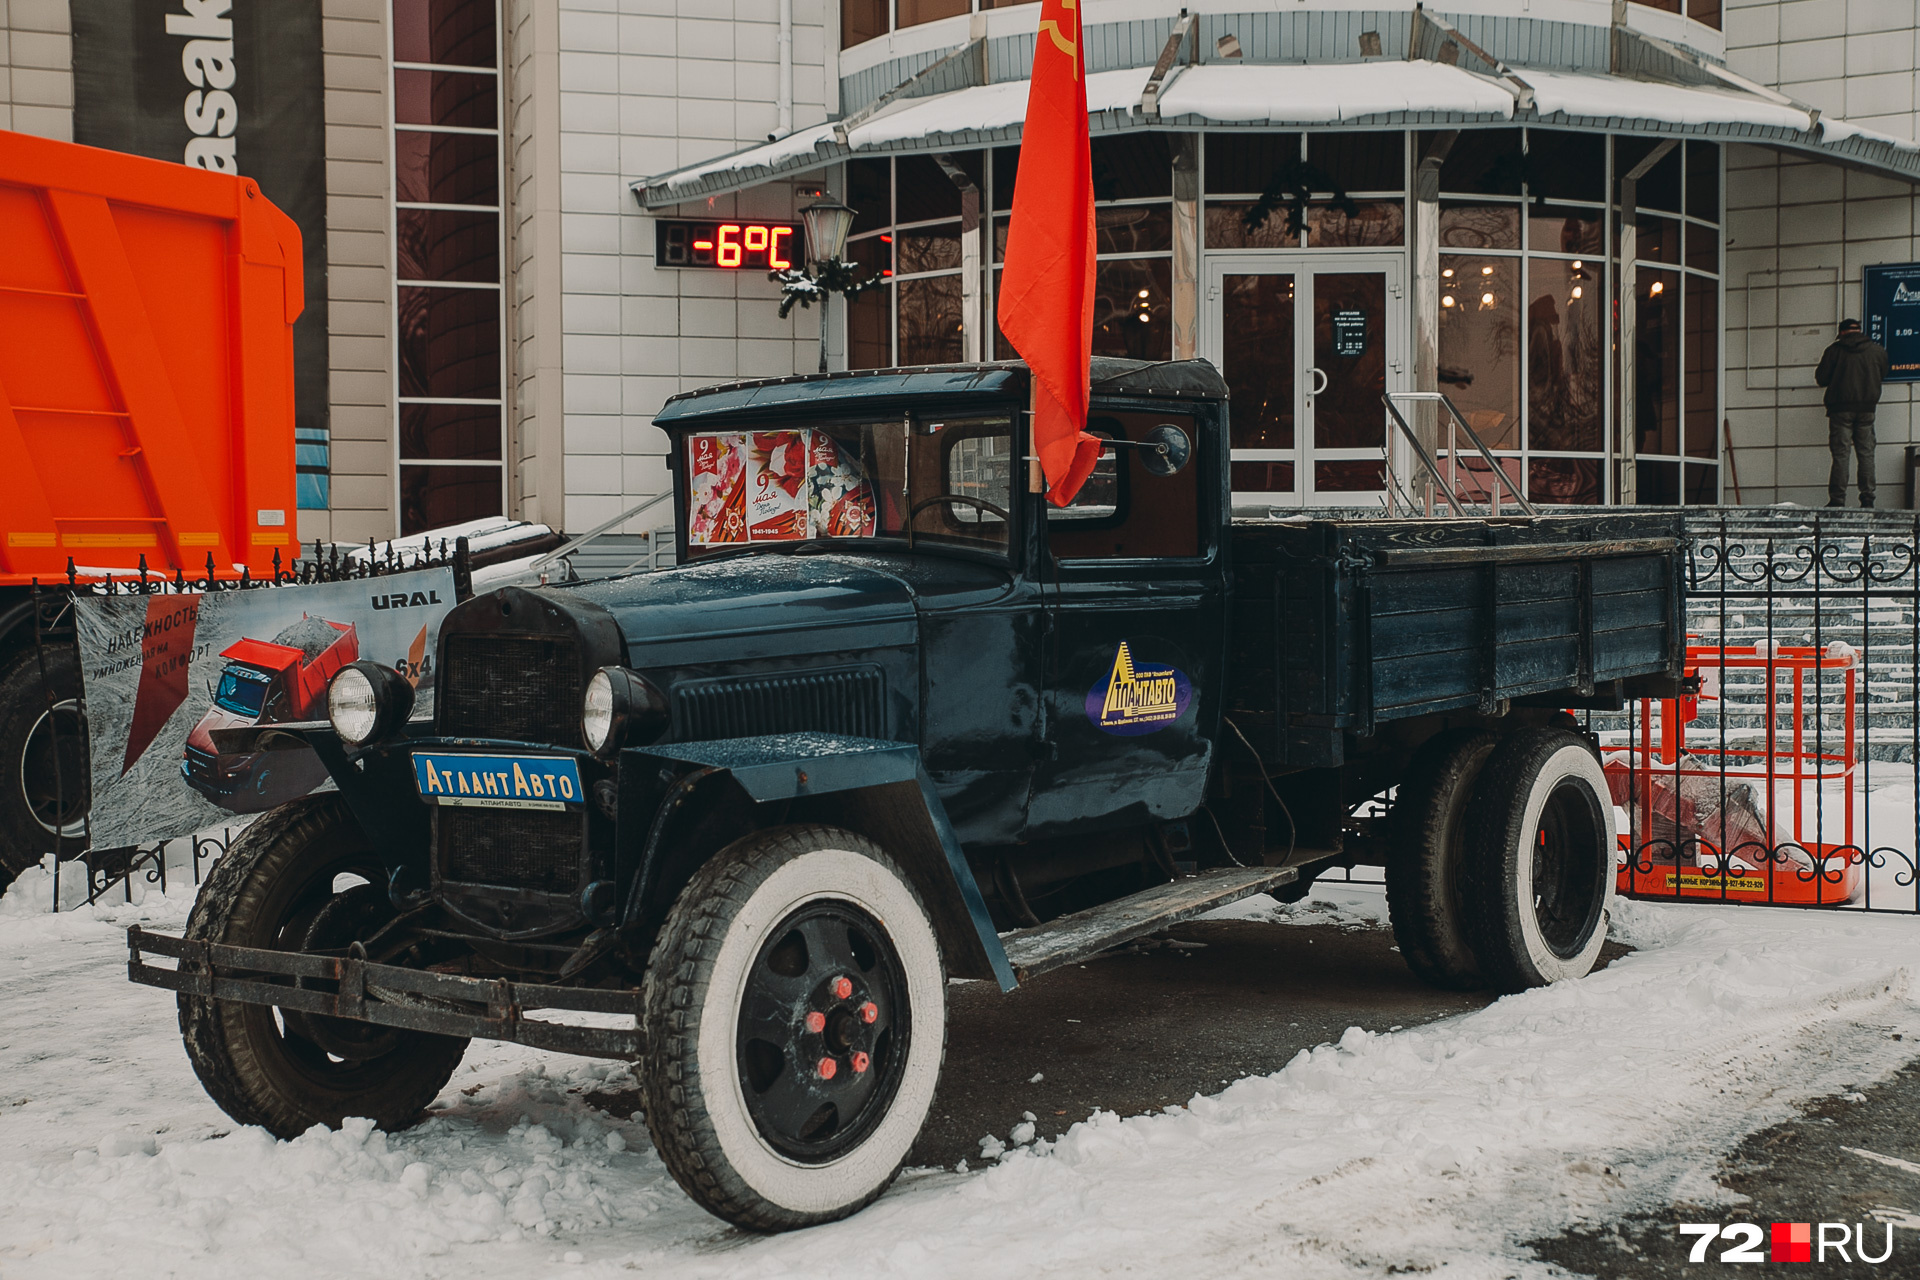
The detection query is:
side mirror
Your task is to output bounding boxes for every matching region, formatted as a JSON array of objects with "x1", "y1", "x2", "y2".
[{"x1": 1140, "y1": 423, "x2": 1192, "y2": 477}]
